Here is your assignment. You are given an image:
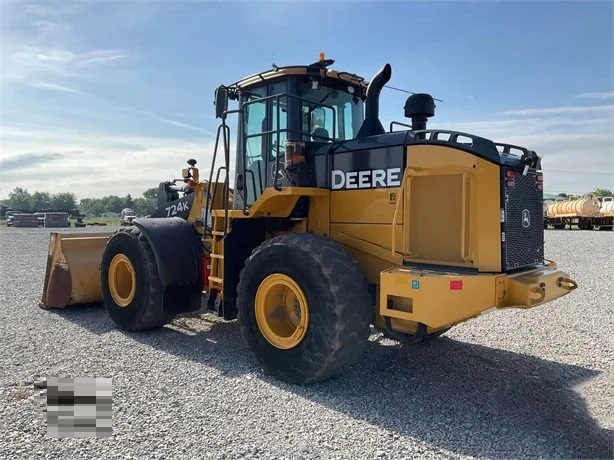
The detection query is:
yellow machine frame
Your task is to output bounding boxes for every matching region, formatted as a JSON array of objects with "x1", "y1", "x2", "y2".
[{"x1": 39, "y1": 53, "x2": 578, "y2": 385}]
